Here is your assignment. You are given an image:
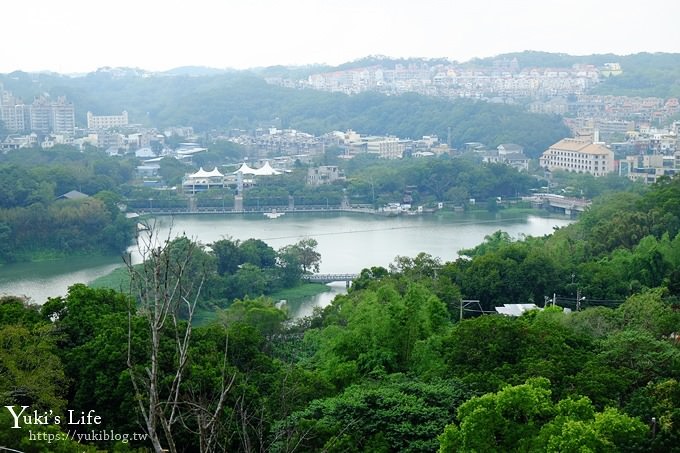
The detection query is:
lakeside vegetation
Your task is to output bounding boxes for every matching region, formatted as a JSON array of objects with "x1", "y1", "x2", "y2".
[
  {"x1": 0, "y1": 141, "x2": 600, "y2": 265},
  {"x1": 268, "y1": 282, "x2": 331, "y2": 303},
  {"x1": 0, "y1": 143, "x2": 639, "y2": 265},
  {"x1": 1, "y1": 168, "x2": 679, "y2": 452},
  {"x1": 0, "y1": 147, "x2": 136, "y2": 263},
  {"x1": 0, "y1": 143, "x2": 644, "y2": 263}
]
